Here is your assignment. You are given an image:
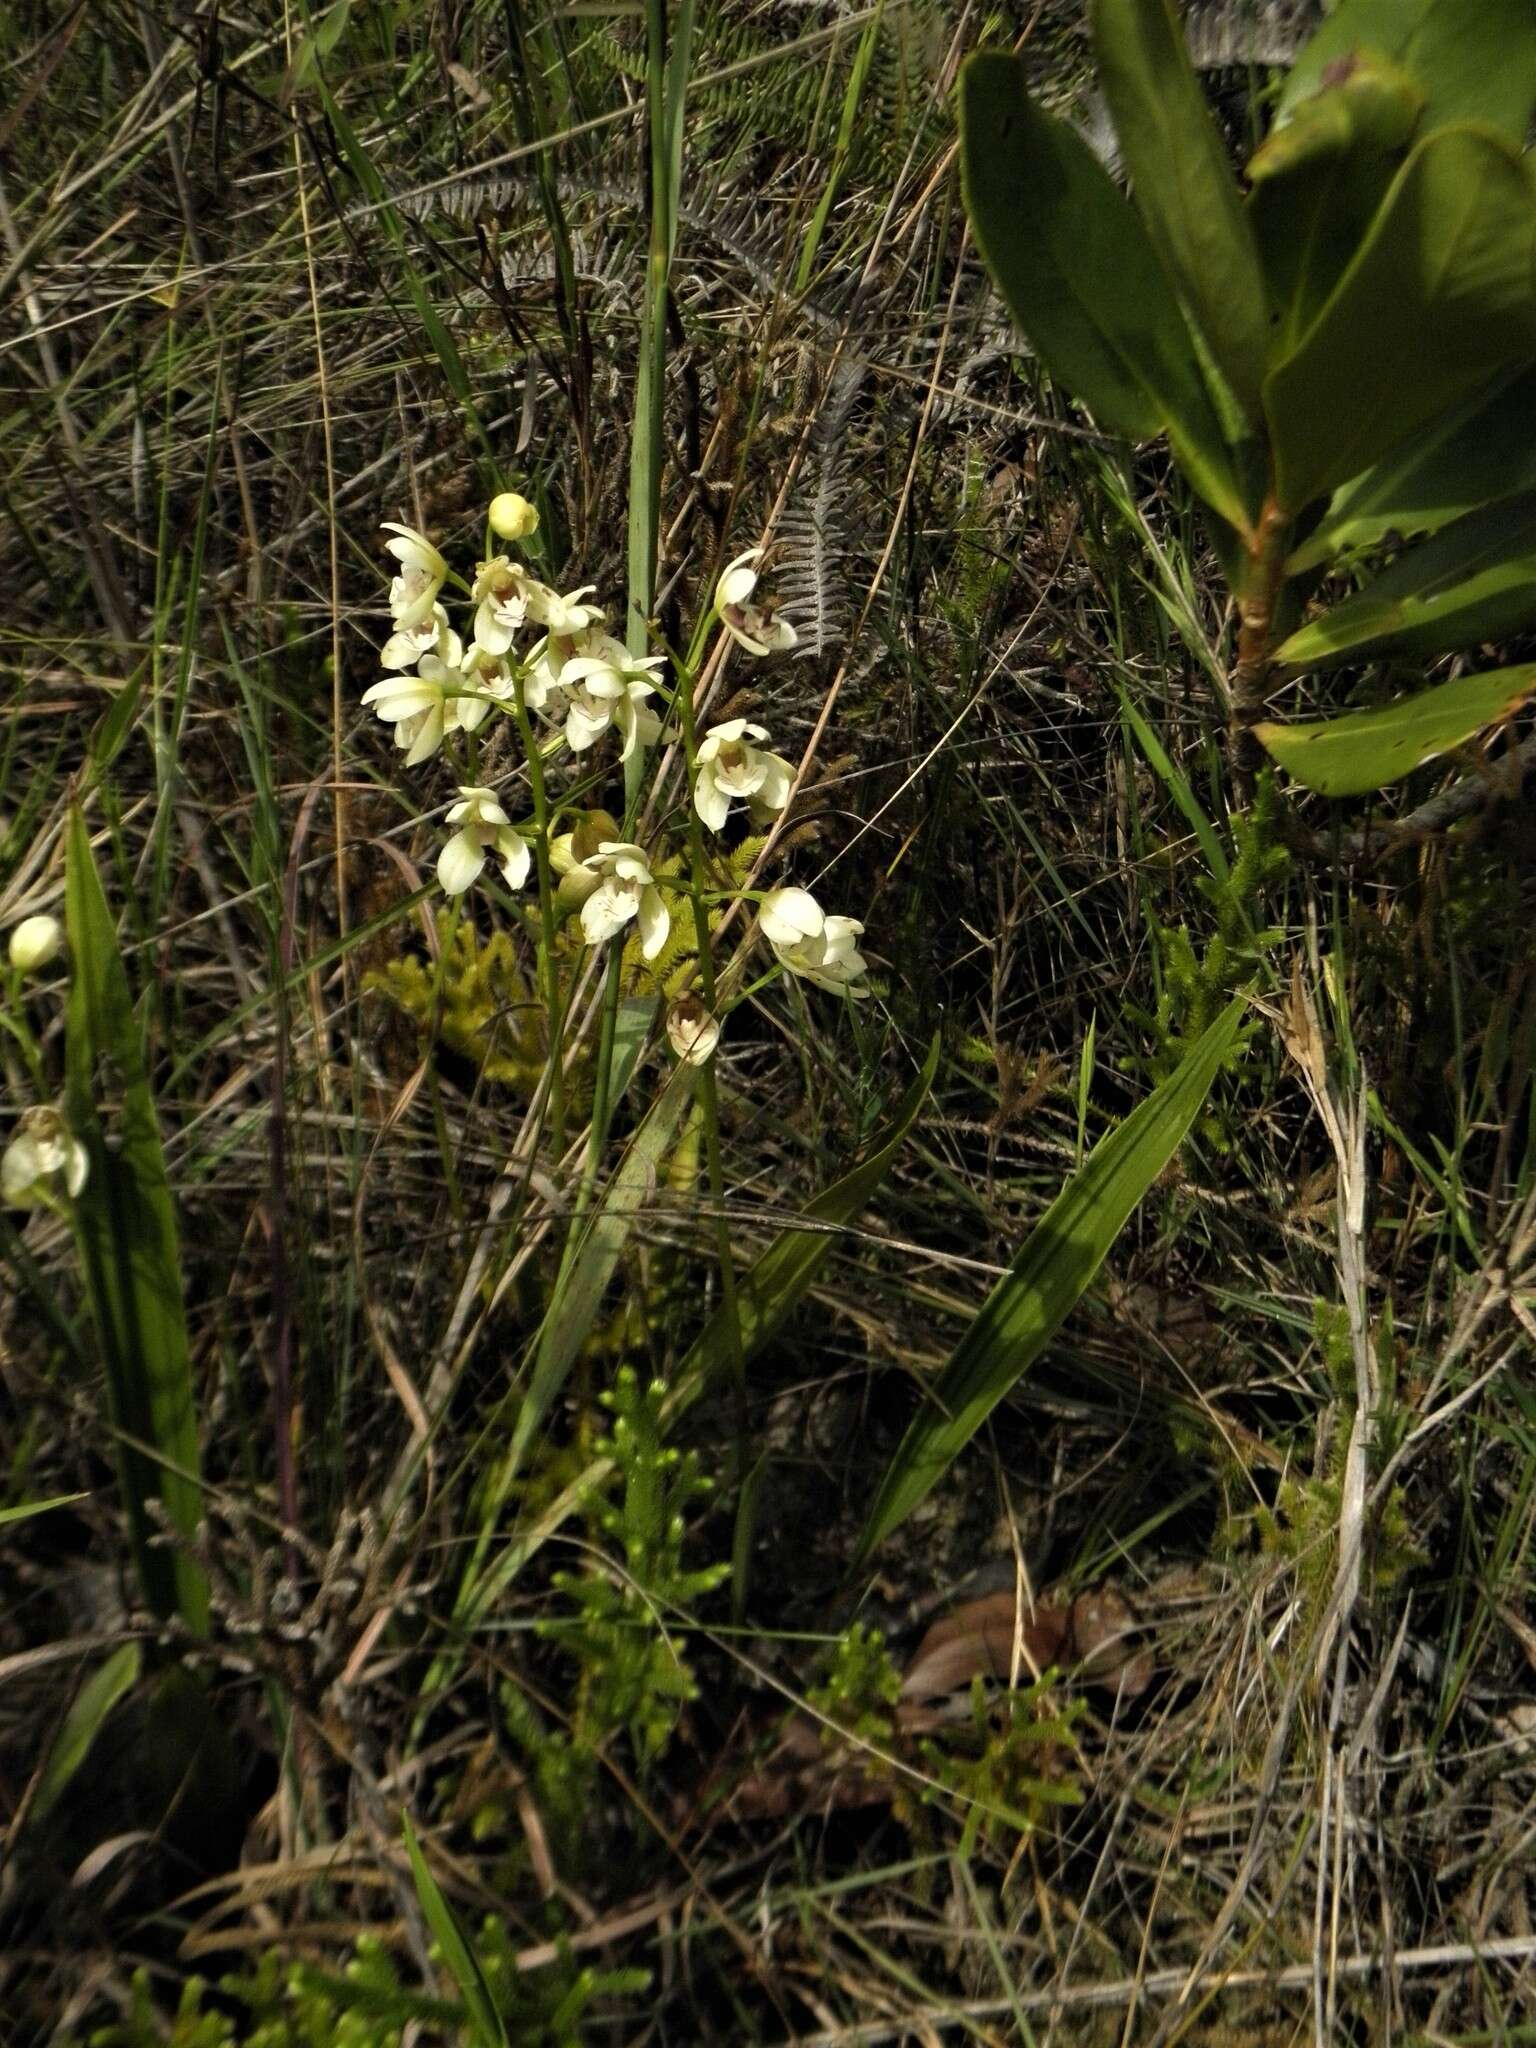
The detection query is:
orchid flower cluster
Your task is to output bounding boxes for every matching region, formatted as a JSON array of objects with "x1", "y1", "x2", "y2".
[{"x1": 361, "y1": 493, "x2": 871, "y2": 1067}]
